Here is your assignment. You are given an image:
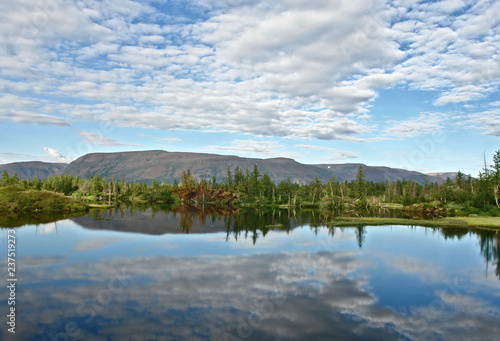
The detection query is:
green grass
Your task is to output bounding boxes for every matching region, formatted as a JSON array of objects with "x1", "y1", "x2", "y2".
[
  {"x1": 443, "y1": 202, "x2": 464, "y2": 210},
  {"x1": 328, "y1": 216, "x2": 500, "y2": 229},
  {"x1": 0, "y1": 186, "x2": 88, "y2": 212},
  {"x1": 380, "y1": 203, "x2": 404, "y2": 209}
]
